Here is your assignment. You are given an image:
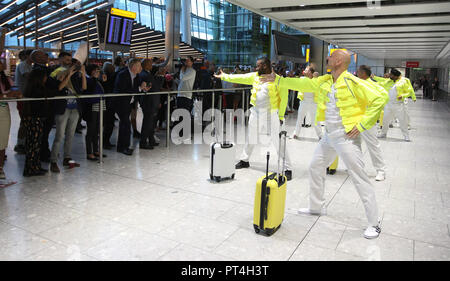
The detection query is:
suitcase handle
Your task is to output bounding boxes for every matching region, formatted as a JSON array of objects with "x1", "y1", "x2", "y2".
[
  {"x1": 277, "y1": 131, "x2": 287, "y2": 185},
  {"x1": 264, "y1": 188, "x2": 270, "y2": 220}
]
